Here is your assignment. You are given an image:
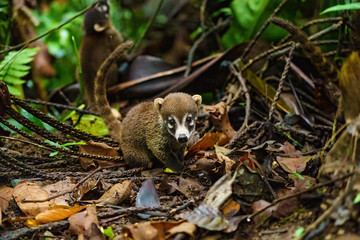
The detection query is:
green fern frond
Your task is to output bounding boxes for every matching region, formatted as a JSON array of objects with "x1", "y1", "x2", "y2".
[{"x1": 0, "y1": 47, "x2": 39, "y2": 96}]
